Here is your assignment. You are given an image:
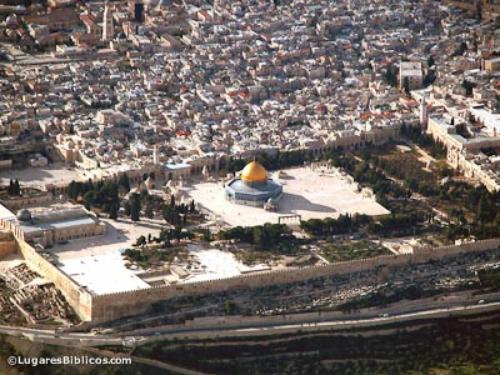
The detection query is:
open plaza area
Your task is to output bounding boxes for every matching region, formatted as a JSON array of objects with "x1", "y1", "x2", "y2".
[
  {"x1": 189, "y1": 166, "x2": 390, "y2": 227},
  {"x1": 44, "y1": 220, "x2": 271, "y2": 294},
  {"x1": 0, "y1": 164, "x2": 82, "y2": 189},
  {"x1": 44, "y1": 218, "x2": 162, "y2": 295},
  {"x1": 184, "y1": 247, "x2": 271, "y2": 283}
]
